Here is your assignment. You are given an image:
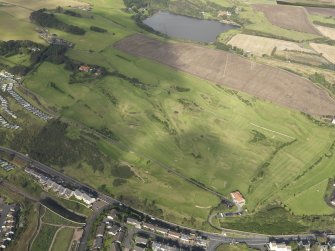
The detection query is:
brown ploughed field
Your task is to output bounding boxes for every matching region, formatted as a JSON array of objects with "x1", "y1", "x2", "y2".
[
  {"x1": 114, "y1": 34, "x2": 335, "y2": 116},
  {"x1": 305, "y1": 7, "x2": 335, "y2": 16},
  {"x1": 253, "y1": 4, "x2": 321, "y2": 35}
]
